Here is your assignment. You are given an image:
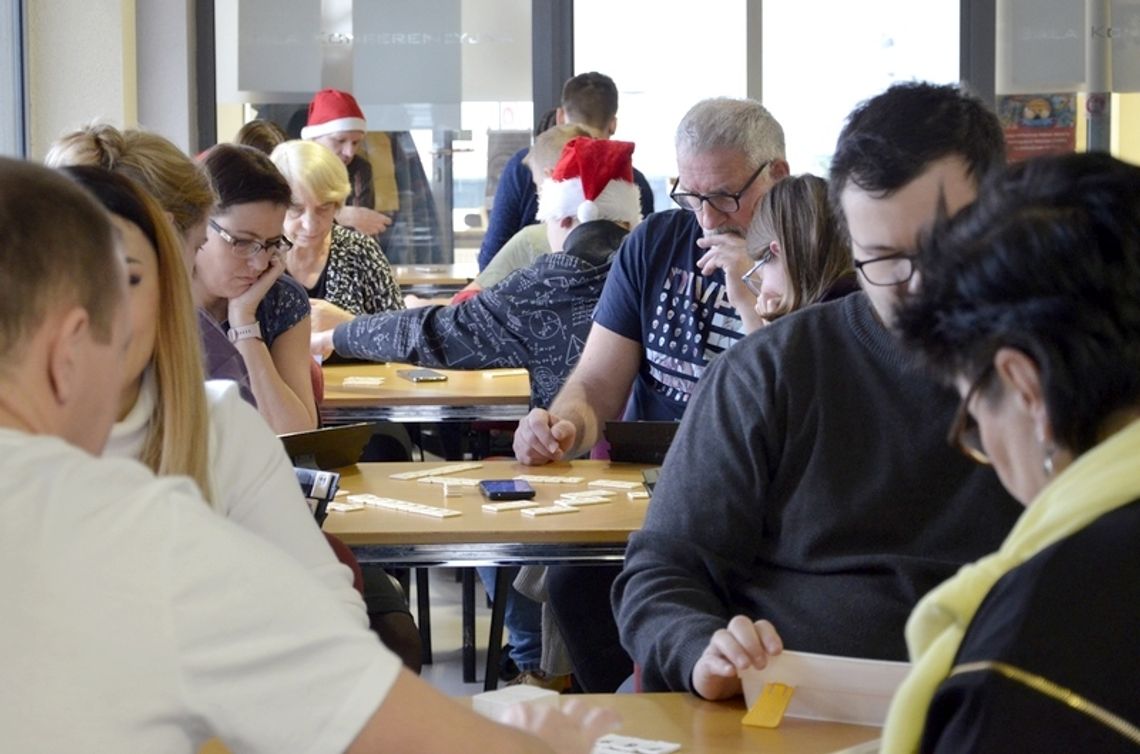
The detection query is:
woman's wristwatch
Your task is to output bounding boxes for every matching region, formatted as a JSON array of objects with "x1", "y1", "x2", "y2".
[{"x1": 227, "y1": 321, "x2": 263, "y2": 343}]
